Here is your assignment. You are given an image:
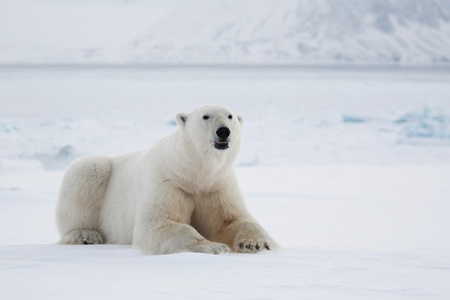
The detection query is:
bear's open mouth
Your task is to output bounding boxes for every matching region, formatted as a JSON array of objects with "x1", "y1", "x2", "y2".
[{"x1": 214, "y1": 139, "x2": 229, "y2": 150}]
